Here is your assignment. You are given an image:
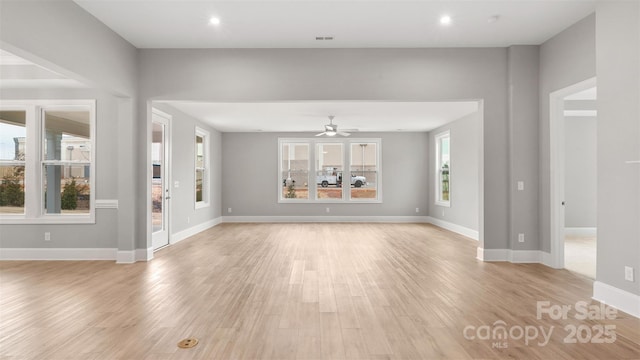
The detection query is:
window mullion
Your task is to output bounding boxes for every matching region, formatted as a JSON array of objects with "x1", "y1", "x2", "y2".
[
  {"x1": 345, "y1": 142, "x2": 351, "y2": 202},
  {"x1": 23, "y1": 105, "x2": 39, "y2": 219},
  {"x1": 308, "y1": 141, "x2": 316, "y2": 201}
]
